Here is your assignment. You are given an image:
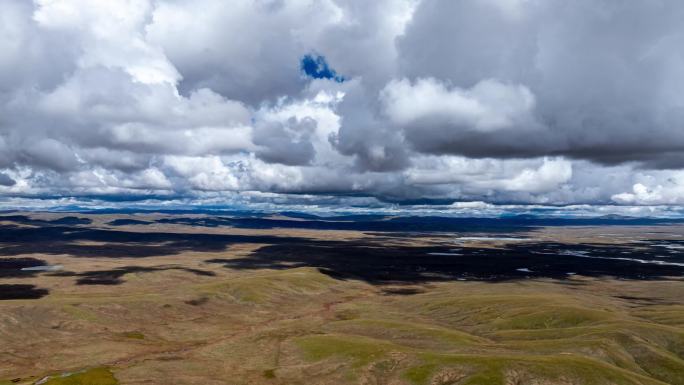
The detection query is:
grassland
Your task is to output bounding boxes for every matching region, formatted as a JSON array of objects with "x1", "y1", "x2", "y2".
[{"x1": 0, "y1": 213, "x2": 682, "y2": 384}]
